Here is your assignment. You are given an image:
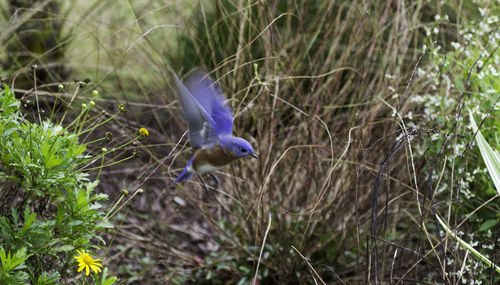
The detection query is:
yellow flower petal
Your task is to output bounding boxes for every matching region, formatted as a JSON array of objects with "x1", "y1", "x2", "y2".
[
  {"x1": 139, "y1": 127, "x2": 149, "y2": 137},
  {"x1": 90, "y1": 264, "x2": 102, "y2": 273},
  {"x1": 74, "y1": 249, "x2": 105, "y2": 276}
]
